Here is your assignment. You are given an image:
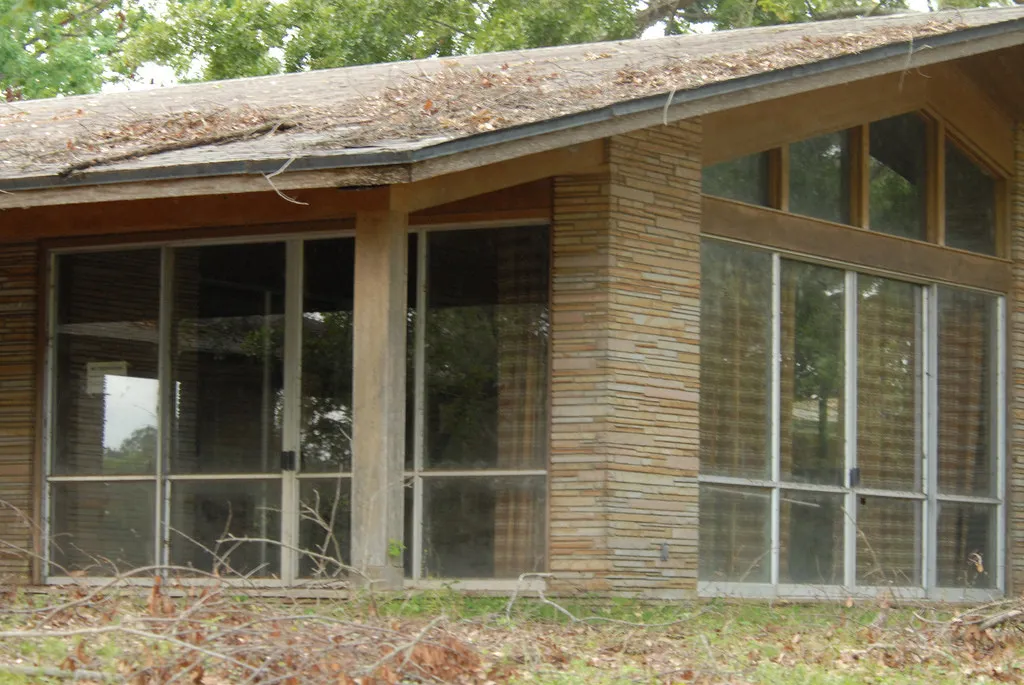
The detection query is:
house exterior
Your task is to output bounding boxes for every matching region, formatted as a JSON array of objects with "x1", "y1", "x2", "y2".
[{"x1": 0, "y1": 7, "x2": 1022, "y2": 600}]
